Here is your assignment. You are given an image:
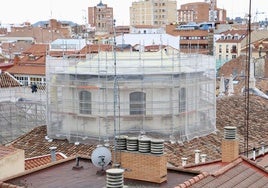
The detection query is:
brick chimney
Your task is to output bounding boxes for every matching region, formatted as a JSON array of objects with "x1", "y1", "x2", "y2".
[
  {"x1": 221, "y1": 126, "x2": 239, "y2": 162},
  {"x1": 113, "y1": 138, "x2": 167, "y2": 184},
  {"x1": 13, "y1": 54, "x2": 20, "y2": 66}
]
